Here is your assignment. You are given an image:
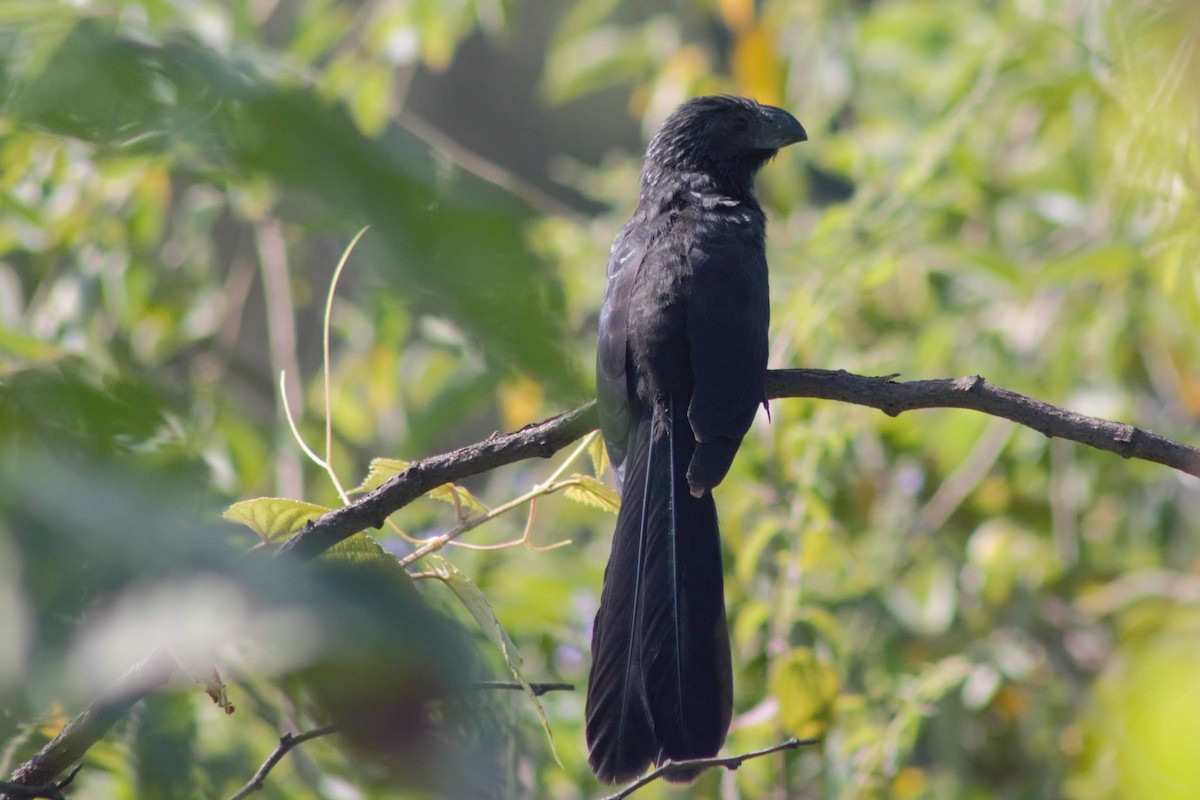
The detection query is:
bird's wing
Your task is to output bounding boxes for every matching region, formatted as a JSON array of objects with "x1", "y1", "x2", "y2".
[
  {"x1": 596, "y1": 219, "x2": 647, "y2": 483},
  {"x1": 685, "y1": 217, "x2": 770, "y2": 491}
]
